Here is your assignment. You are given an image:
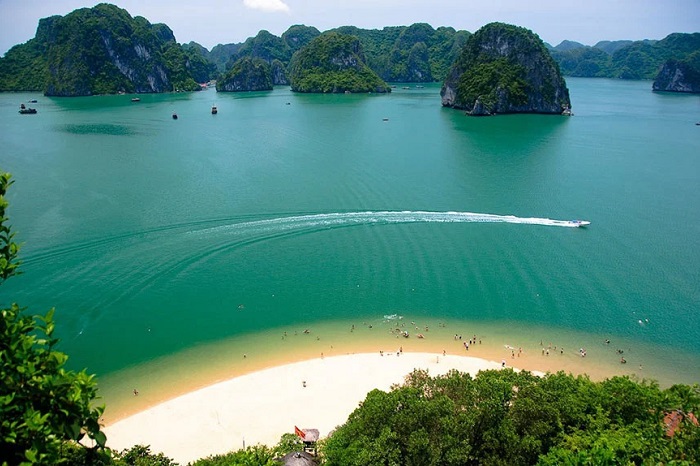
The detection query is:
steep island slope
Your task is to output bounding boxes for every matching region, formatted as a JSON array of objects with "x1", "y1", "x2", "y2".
[
  {"x1": 652, "y1": 54, "x2": 700, "y2": 93},
  {"x1": 216, "y1": 57, "x2": 273, "y2": 92},
  {"x1": 0, "y1": 3, "x2": 209, "y2": 95},
  {"x1": 288, "y1": 32, "x2": 391, "y2": 94},
  {"x1": 441, "y1": 22, "x2": 571, "y2": 115}
]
